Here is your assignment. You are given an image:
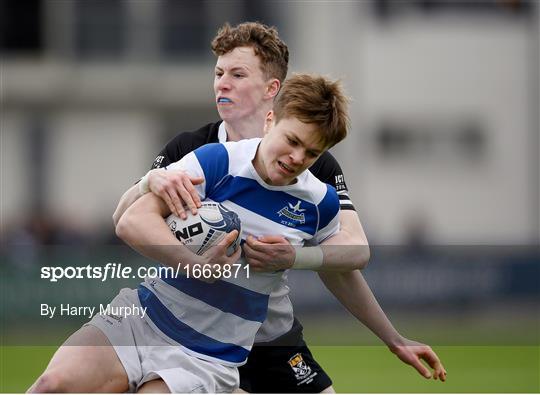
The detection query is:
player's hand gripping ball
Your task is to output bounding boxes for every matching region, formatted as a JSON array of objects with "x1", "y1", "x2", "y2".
[{"x1": 166, "y1": 202, "x2": 242, "y2": 256}]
